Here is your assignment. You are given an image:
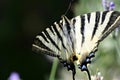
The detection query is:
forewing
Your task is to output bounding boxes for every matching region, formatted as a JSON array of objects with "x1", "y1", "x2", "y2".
[{"x1": 32, "y1": 16, "x2": 75, "y2": 61}]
